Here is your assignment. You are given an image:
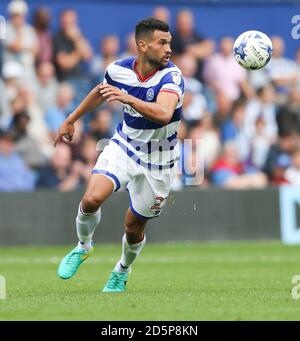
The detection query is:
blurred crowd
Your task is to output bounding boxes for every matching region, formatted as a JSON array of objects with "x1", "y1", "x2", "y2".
[{"x1": 1, "y1": 0, "x2": 300, "y2": 192}]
